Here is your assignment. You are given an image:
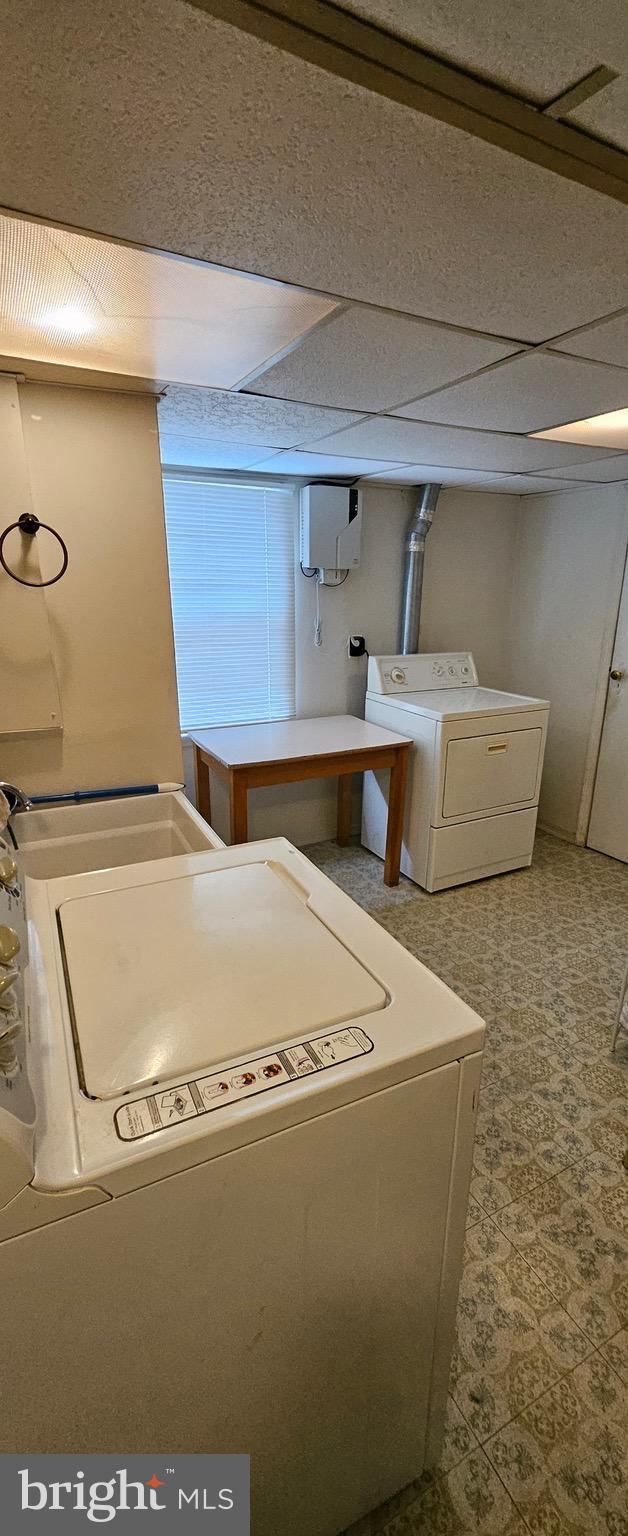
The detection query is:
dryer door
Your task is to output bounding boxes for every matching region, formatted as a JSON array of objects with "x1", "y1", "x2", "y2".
[{"x1": 442, "y1": 727, "x2": 543, "y2": 818}]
